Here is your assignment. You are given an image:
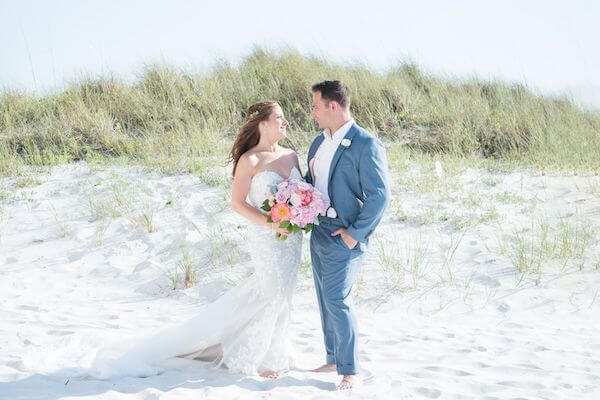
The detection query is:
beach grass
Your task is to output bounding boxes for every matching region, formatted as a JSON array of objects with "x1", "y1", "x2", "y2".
[{"x1": 1, "y1": 48, "x2": 599, "y2": 184}]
